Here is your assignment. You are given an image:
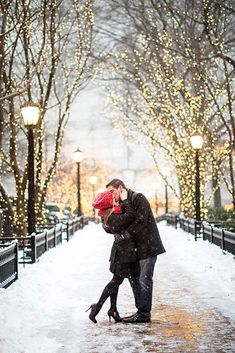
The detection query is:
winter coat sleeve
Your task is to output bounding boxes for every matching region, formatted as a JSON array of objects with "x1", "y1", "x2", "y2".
[
  {"x1": 102, "y1": 223, "x2": 113, "y2": 234},
  {"x1": 107, "y1": 201, "x2": 136, "y2": 235},
  {"x1": 121, "y1": 193, "x2": 150, "y2": 237}
]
